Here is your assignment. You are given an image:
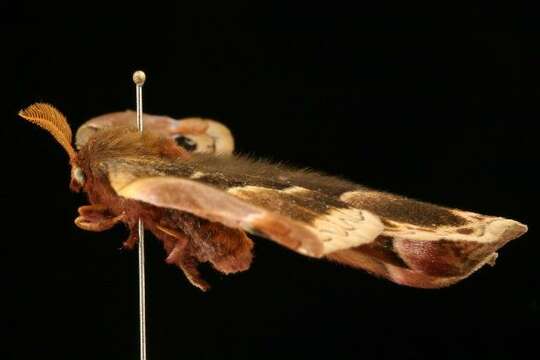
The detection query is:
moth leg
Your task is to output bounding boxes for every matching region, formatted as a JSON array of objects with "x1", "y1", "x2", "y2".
[
  {"x1": 155, "y1": 225, "x2": 210, "y2": 291},
  {"x1": 75, "y1": 205, "x2": 125, "y2": 232},
  {"x1": 178, "y1": 256, "x2": 210, "y2": 292},
  {"x1": 122, "y1": 224, "x2": 139, "y2": 250},
  {"x1": 155, "y1": 225, "x2": 189, "y2": 264}
]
